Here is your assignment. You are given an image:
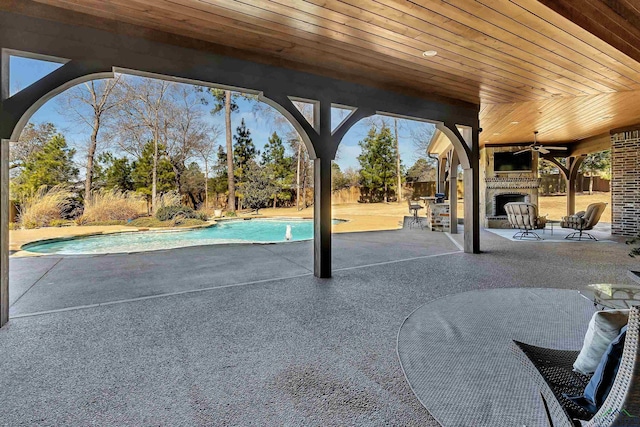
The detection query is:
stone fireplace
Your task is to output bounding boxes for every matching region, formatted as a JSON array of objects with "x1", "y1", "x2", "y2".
[
  {"x1": 494, "y1": 193, "x2": 528, "y2": 216},
  {"x1": 480, "y1": 147, "x2": 541, "y2": 228}
]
